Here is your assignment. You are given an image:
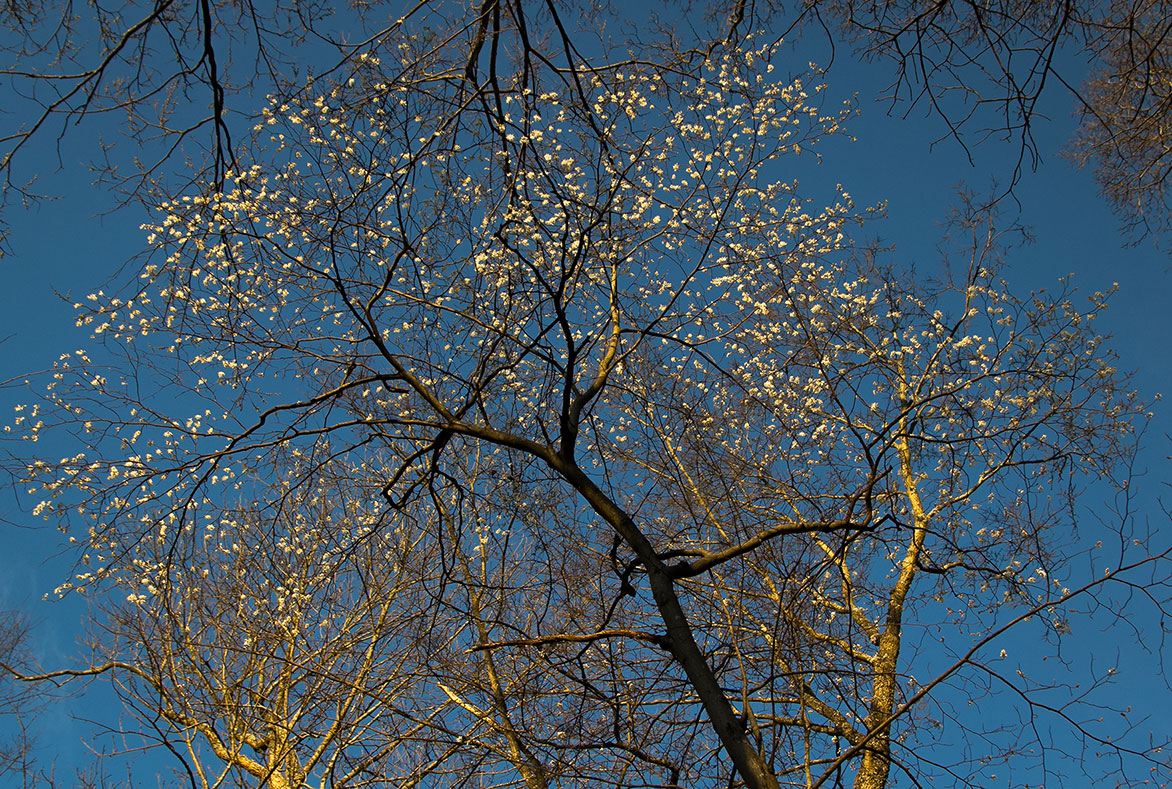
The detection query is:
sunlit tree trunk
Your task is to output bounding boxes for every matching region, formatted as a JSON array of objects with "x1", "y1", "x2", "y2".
[{"x1": 854, "y1": 365, "x2": 928, "y2": 789}]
